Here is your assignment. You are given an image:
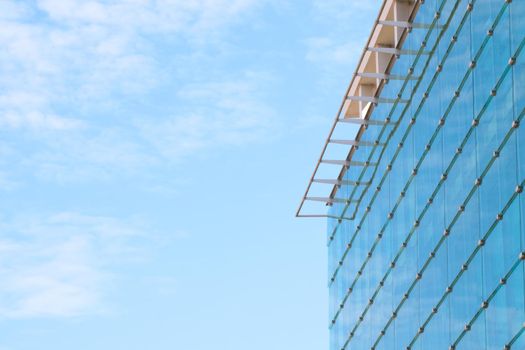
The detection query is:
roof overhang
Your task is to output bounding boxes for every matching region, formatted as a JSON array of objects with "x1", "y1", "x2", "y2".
[{"x1": 296, "y1": 0, "x2": 422, "y2": 219}]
